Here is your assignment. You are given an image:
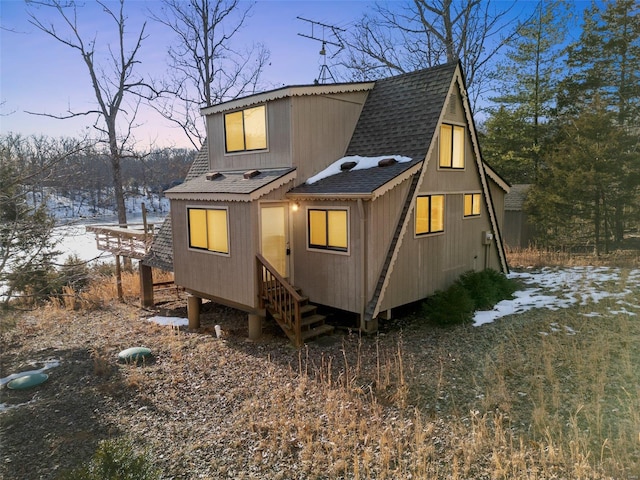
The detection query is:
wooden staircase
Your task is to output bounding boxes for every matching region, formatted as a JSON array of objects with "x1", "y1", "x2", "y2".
[{"x1": 257, "y1": 254, "x2": 334, "y2": 347}]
